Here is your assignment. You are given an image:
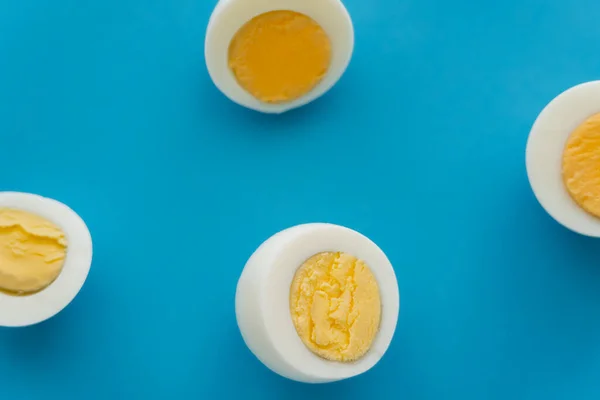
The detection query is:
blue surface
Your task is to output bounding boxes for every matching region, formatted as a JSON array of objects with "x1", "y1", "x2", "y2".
[{"x1": 1, "y1": 0, "x2": 600, "y2": 398}]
